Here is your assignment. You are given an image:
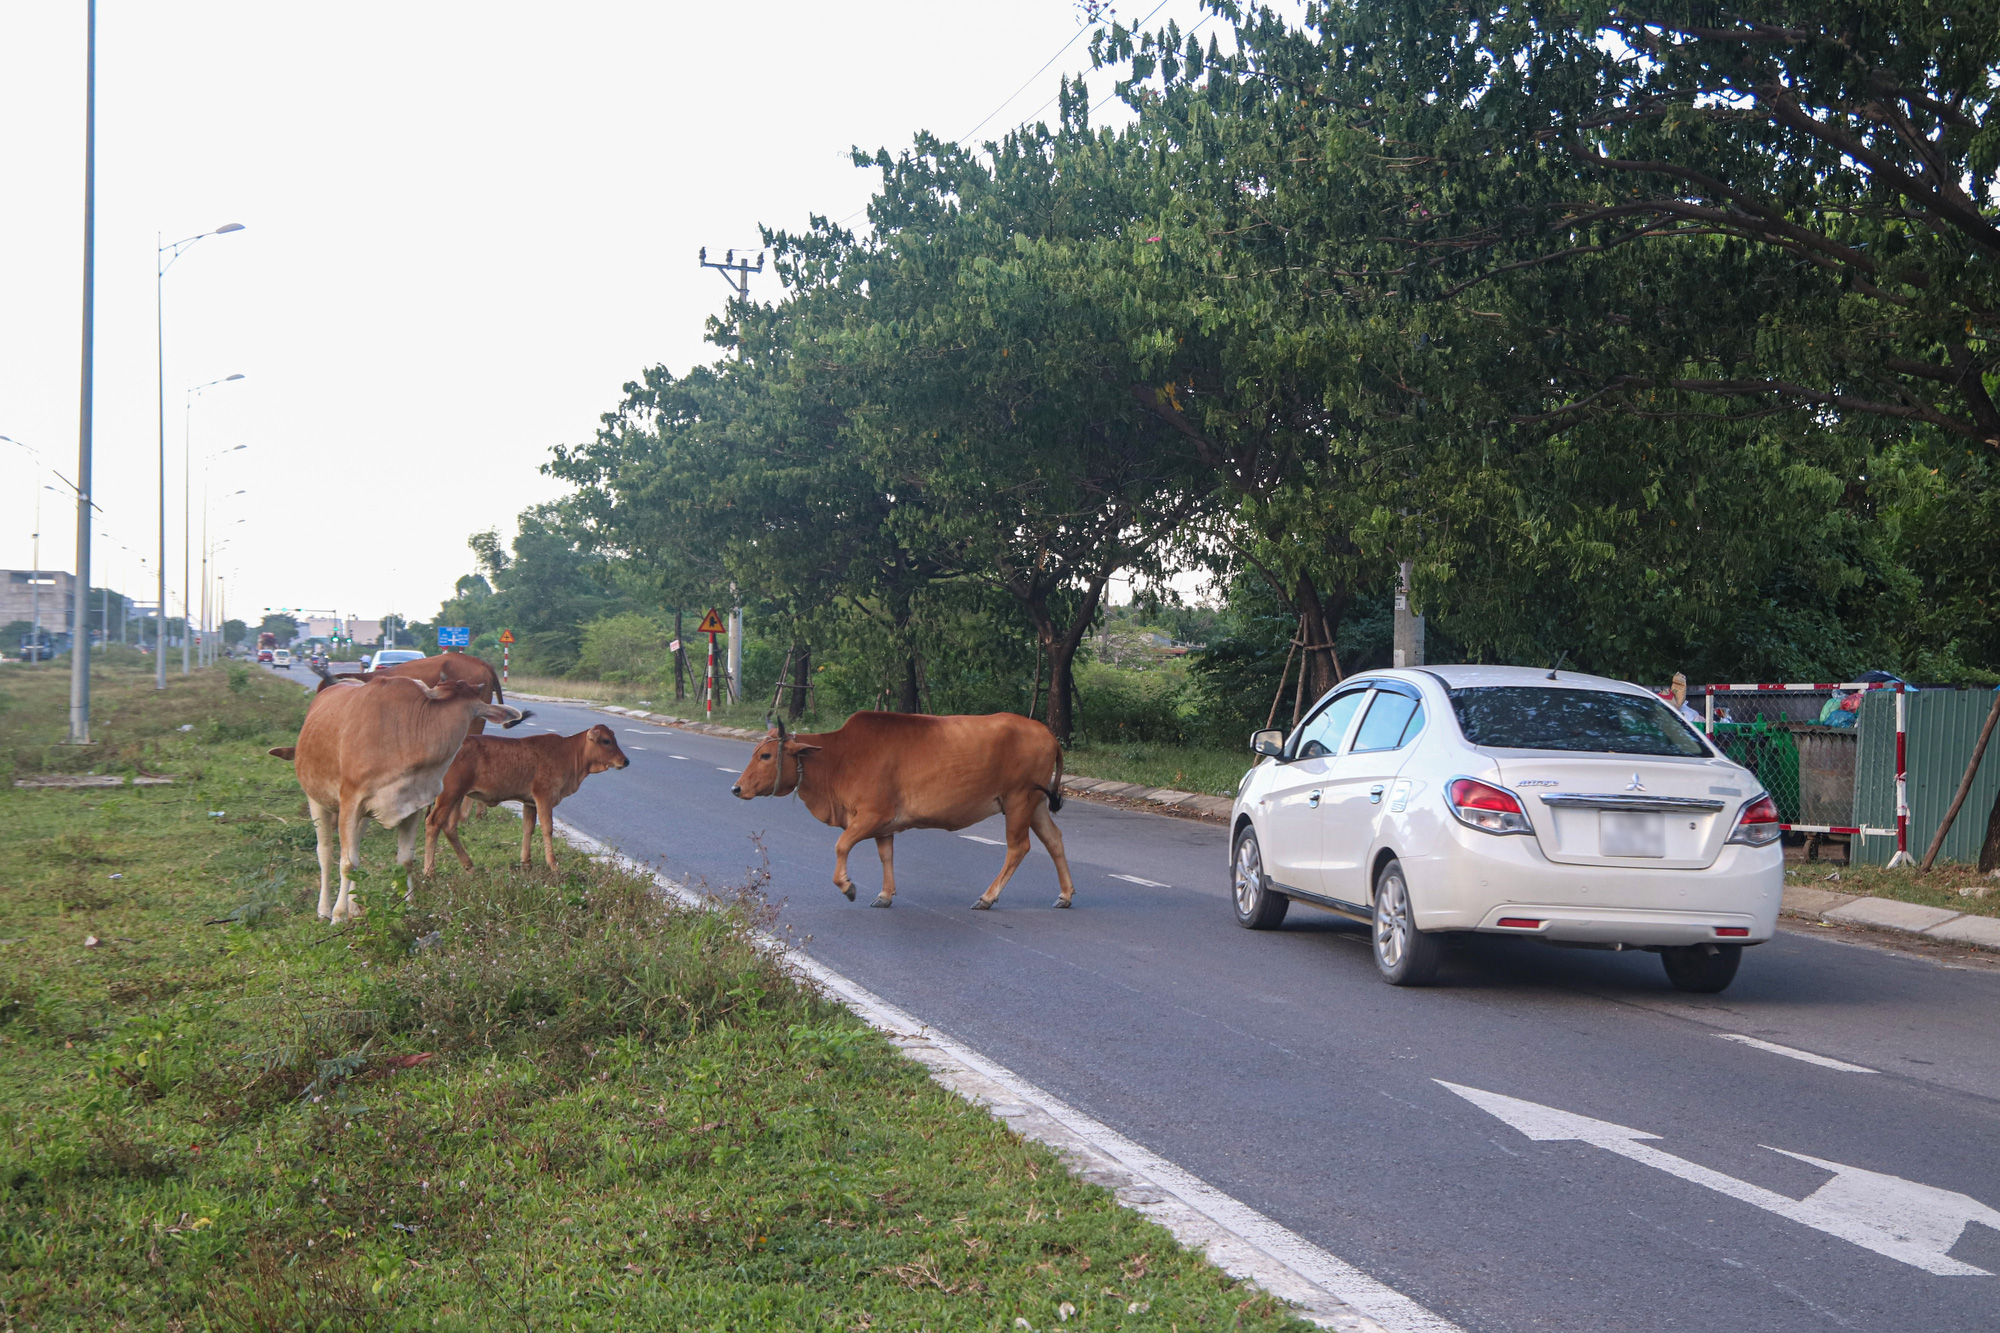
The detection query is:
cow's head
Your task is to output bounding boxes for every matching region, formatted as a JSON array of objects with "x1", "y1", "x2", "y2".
[
  {"x1": 582, "y1": 724, "x2": 630, "y2": 774},
  {"x1": 732, "y1": 720, "x2": 819, "y2": 799},
  {"x1": 417, "y1": 677, "x2": 526, "y2": 727}
]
